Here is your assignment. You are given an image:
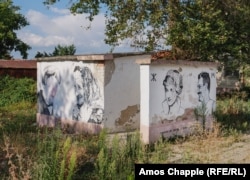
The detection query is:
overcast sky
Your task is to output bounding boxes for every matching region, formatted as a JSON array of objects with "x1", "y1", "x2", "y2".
[{"x1": 12, "y1": 0, "x2": 137, "y2": 59}]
